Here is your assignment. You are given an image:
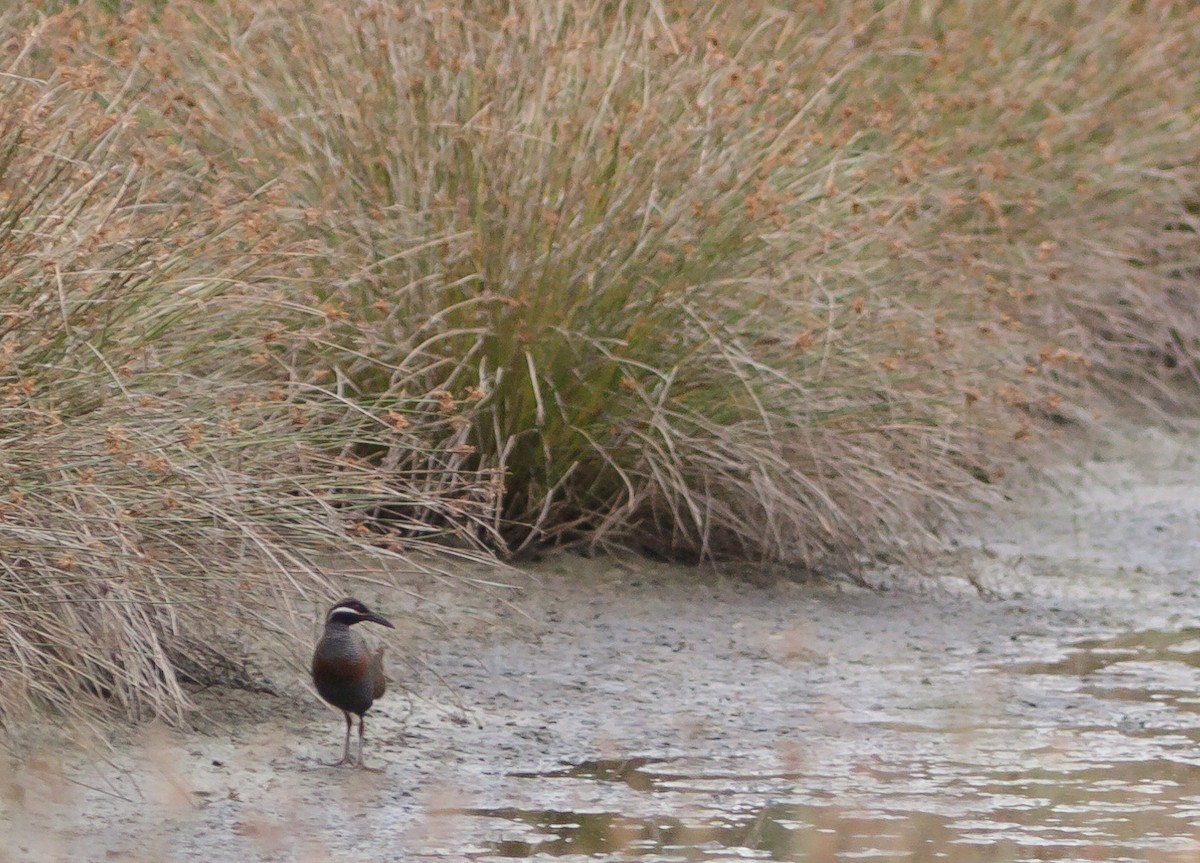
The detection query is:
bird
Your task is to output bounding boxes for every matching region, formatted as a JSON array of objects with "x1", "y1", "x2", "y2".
[{"x1": 311, "y1": 597, "x2": 395, "y2": 769}]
